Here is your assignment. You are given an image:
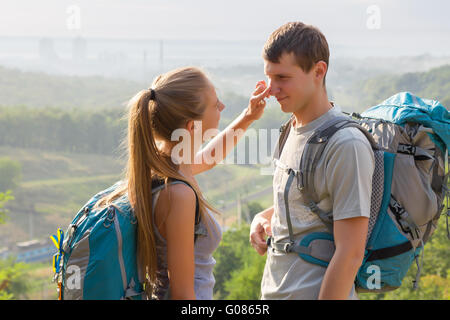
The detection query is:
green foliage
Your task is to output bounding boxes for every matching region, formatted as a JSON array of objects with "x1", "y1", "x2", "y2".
[
  {"x1": 213, "y1": 223, "x2": 266, "y2": 300},
  {"x1": 0, "y1": 66, "x2": 141, "y2": 110},
  {"x1": 246, "y1": 202, "x2": 264, "y2": 222},
  {"x1": 0, "y1": 93, "x2": 286, "y2": 157},
  {"x1": 0, "y1": 190, "x2": 14, "y2": 224},
  {"x1": 0, "y1": 158, "x2": 22, "y2": 192},
  {"x1": 224, "y1": 249, "x2": 266, "y2": 300},
  {"x1": 0, "y1": 258, "x2": 31, "y2": 300},
  {"x1": 352, "y1": 65, "x2": 450, "y2": 109},
  {"x1": 0, "y1": 106, "x2": 126, "y2": 155}
]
